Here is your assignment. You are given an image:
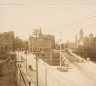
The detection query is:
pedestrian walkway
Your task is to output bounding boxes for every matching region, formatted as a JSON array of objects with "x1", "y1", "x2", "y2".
[{"x1": 17, "y1": 52, "x2": 35, "y2": 86}]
